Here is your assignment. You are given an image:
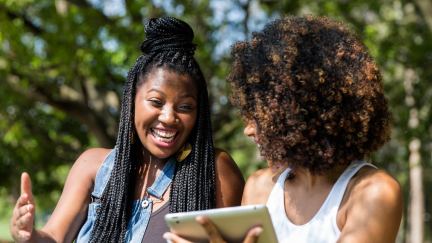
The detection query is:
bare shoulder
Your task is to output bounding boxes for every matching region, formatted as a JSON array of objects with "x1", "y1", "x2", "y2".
[
  {"x1": 41, "y1": 147, "x2": 113, "y2": 242},
  {"x1": 347, "y1": 167, "x2": 403, "y2": 218},
  {"x1": 214, "y1": 148, "x2": 243, "y2": 180},
  {"x1": 215, "y1": 148, "x2": 237, "y2": 166},
  {"x1": 63, "y1": 147, "x2": 113, "y2": 200},
  {"x1": 349, "y1": 167, "x2": 402, "y2": 206},
  {"x1": 242, "y1": 167, "x2": 280, "y2": 205},
  {"x1": 75, "y1": 147, "x2": 112, "y2": 165},
  {"x1": 247, "y1": 168, "x2": 275, "y2": 186},
  {"x1": 71, "y1": 147, "x2": 113, "y2": 182},
  {"x1": 214, "y1": 148, "x2": 245, "y2": 207},
  {"x1": 74, "y1": 147, "x2": 112, "y2": 165},
  {"x1": 338, "y1": 166, "x2": 403, "y2": 243}
]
